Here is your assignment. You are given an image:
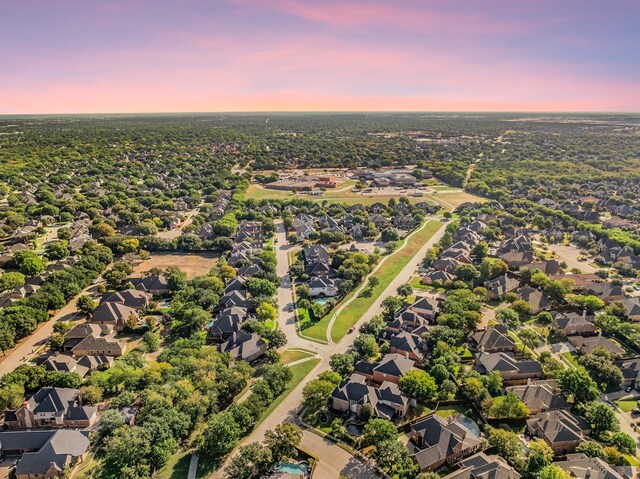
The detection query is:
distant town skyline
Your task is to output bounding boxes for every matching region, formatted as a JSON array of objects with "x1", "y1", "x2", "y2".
[{"x1": 1, "y1": 0, "x2": 639, "y2": 114}]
